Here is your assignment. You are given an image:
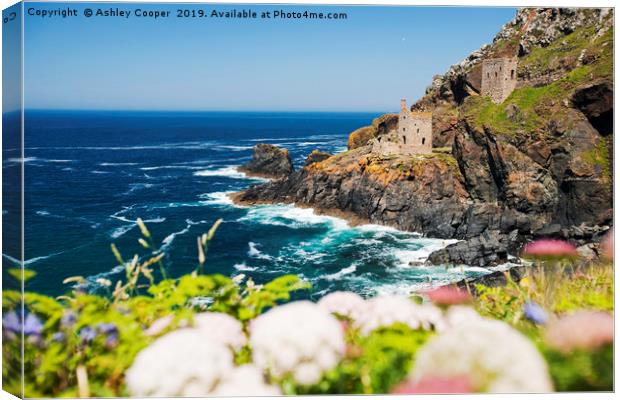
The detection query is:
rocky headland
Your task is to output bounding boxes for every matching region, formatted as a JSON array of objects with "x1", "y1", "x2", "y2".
[{"x1": 233, "y1": 8, "x2": 613, "y2": 267}]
